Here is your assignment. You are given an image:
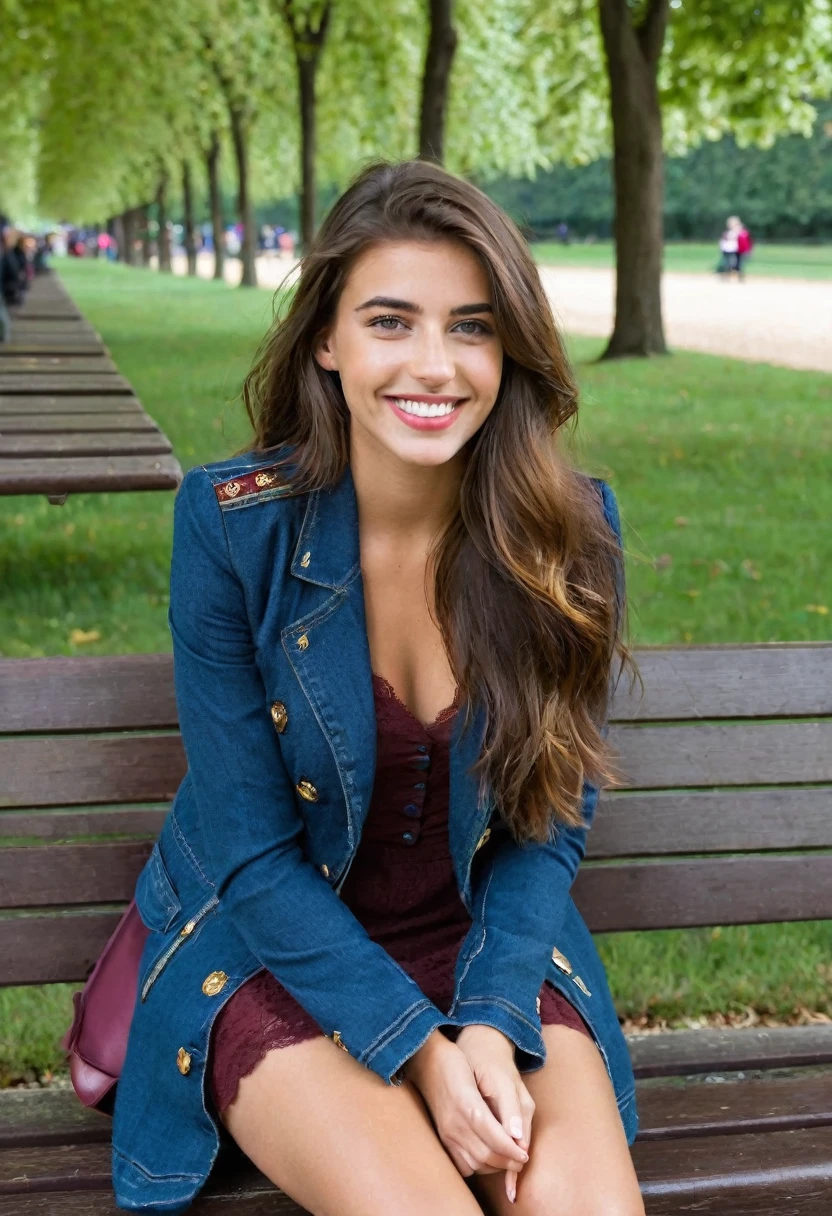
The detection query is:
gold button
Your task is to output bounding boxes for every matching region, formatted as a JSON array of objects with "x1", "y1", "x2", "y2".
[
  {"x1": 297, "y1": 633, "x2": 309, "y2": 650},
  {"x1": 180, "y1": 920, "x2": 196, "y2": 937},
  {"x1": 551, "y1": 947, "x2": 572, "y2": 975},
  {"x1": 475, "y1": 827, "x2": 491, "y2": 852},
  {"x1": 320, "y1": 864, "x2": 330, "y2": 878},
  {"x1": 176, "y1": 1047, "x2": 192, "y2": 1075},
  {"x1": 270, "y1": 701, "x2": 288, "y2": 733},
  {"x1": 296, "y1": 778, "x2": 318, "y2": 802},
  {"x1": 300, "y1": 550, "x2": 311, "y2": 568},
  {"x1": 572, "y1": 976, "x2": 591, "y2": 997},
  {"x1": 202, "y1": 970, "x2": 229, "y2": 997},
  {"x1": 332, "y1": 1030, "x2": 349, "y2": 1053}
]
